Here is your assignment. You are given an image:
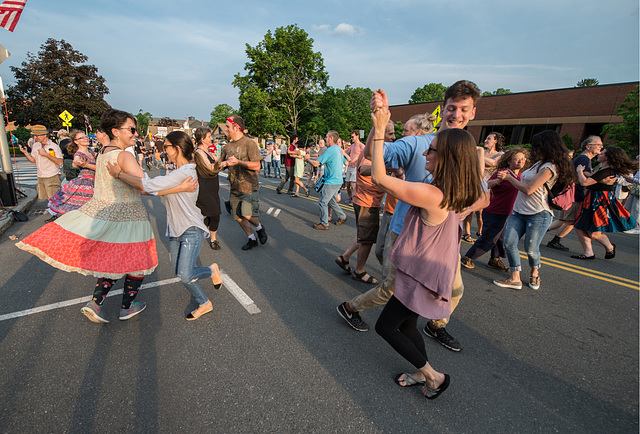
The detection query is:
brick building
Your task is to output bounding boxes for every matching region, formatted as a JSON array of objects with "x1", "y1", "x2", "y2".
[{"x1": 389, "y1": 81, "x2": 638, "y2": 147}]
